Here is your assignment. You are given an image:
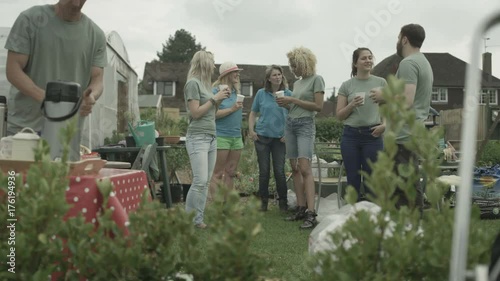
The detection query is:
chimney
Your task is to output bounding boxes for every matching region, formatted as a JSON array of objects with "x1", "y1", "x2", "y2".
[{"x1": 483, "y1": 52, "x2": 492, "y2": 75}]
